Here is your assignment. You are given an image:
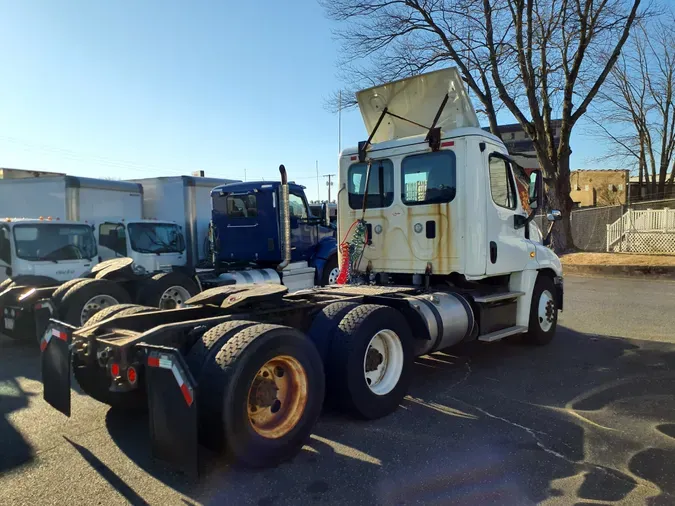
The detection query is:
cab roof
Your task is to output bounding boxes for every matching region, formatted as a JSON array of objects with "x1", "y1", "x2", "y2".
[{"x1": 211, "y1": 180, "x2": 306, "y2": 196}]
